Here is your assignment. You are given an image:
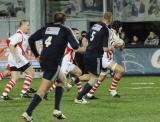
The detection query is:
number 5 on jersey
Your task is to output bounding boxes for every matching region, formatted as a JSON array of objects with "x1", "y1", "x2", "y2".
[
  {"x1": 90, "y1": 31, "x2": 96, "y2": 41},
  {"x1": 45, "y1": 36, "x2": 52, "y2": 47}
]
